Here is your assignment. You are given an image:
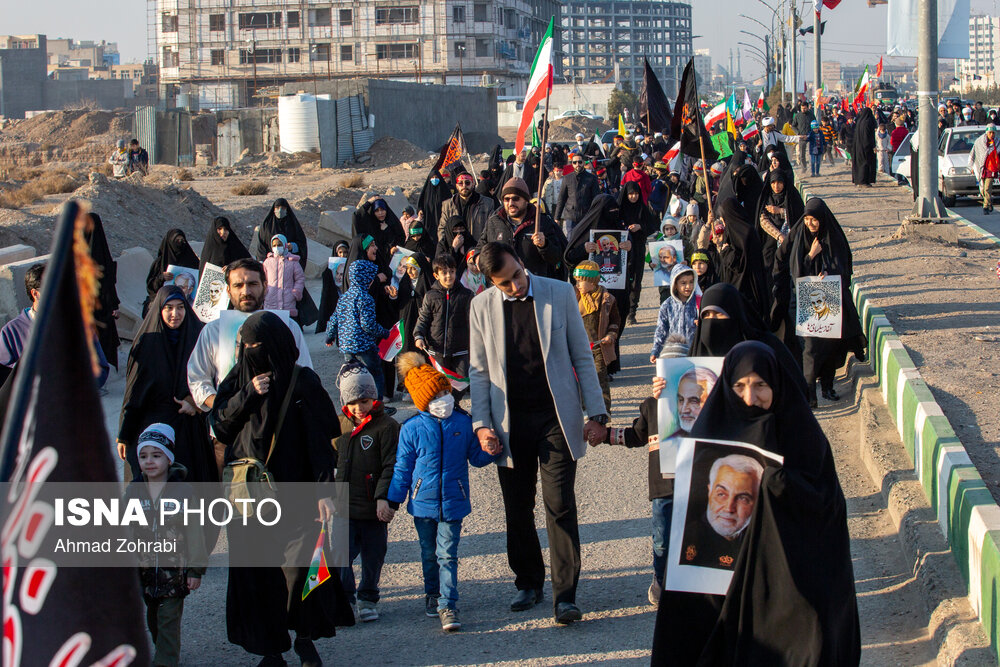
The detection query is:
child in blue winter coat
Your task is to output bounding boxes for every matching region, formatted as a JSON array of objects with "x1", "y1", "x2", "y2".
[
  {"x1": 649, "y1": 264, "x2": 698, "y2": 362},
  {"x1": 327, "y1": 259, "x2": 390, "y2": 400},
  {"x1": 386, "y1": 352, "x2": 498, "y2": 632}
]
